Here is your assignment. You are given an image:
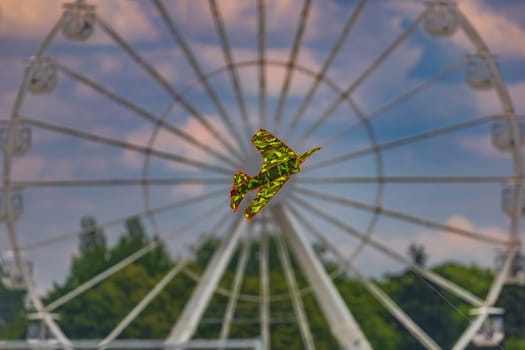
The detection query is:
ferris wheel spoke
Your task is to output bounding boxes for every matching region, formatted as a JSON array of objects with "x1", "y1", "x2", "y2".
[
  {"x1": 99, "y1": 208, "x2": 226, "y2": 348},
  {"x1": 11, "y1": 177, "x2": 229, "y2": 188},
  {"x1": 2, "y1": 201, "x2": 73, "y2": 346},
  {"x1": 152, "y1": 0, "x2": 250, "y2": 155},
  {"x1": 257, "y1": 0, "x2": 267, "y2": 129},
  {"x1": 46, "y1": 241, "x2": 159, "y2": 311},
  {"x1": 460, "y1": 6, "x2": 525, "y2": 242},
  {"x1": 292, "y1": 91, "x2": 378, "y2": 153},
  {"x1": 56, "y1": 63, "x2": 240, "y2": 169},
  {"x1": 298, "y1": 175, "x2": 522, "y2": 184},
  {"x1": 272, "y1": 204, "x2": 373, "y2": 349},
  {"x1": 219, "y1": 226, "x2": 252, "y2": 343},
  {"x1": 209, "y1": 0, "x2": 254, "y2": 147},
  {"x1": 288, "y1": 205, "x2": 442, "y2": 350},
  {"x1": 181, "y1": 214, "x2": 261, "y2": 304},
  {"x1": 46, "y1": 201, "x2": 224, "y2": 312},
  {"x1": 36, "y1": 17, "x2": 63, "y2": 56},
  {"x1": 305, "y1": 115, "x2": 498, "y2": 172},
  {"x1": 271, "y1": 0, "x2": 312, "y2": 134},
  {"x1": 95, "y1": 16, "x2": 244, "y2": 161},
  {"x1": 99, "y1": 261, "x2": 187, "y2": 347},
  {"x1": 295, "y1": 186, "x2": 509, "y2": 246},
  {"x1": 458, "y1": 10, "x2": 516, "y2": 122},
  {"x1": 259, "y1": 221, "x2": 271, "y2": 350},
  {"x1": 293, "y1": 11, "x2": 426, "y2": 144},
  {"x1": 284, "y1": 0, "x2": 367, "y2": 140},
  {"x1": 18, "y1": 117, "x2": 233, "y2": 175},
  {"x1": 274, "y1": 232, "x2": 316, "y2": 350},
  {"x1": 166, "y1": 214, "x2": 247, "y2": 343},
  {"x1": 452, "y1": 249, "x2": 520, "y2": 350},
  {"x1": 322, "y1": 60, "x2": 465, "y2": 148},
  {"x1": 289, "y1": 195, "x2": 485, "y2": 306},
  {"x1": 20, "y1": 188, "x2": 224, "y2": 251}
]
